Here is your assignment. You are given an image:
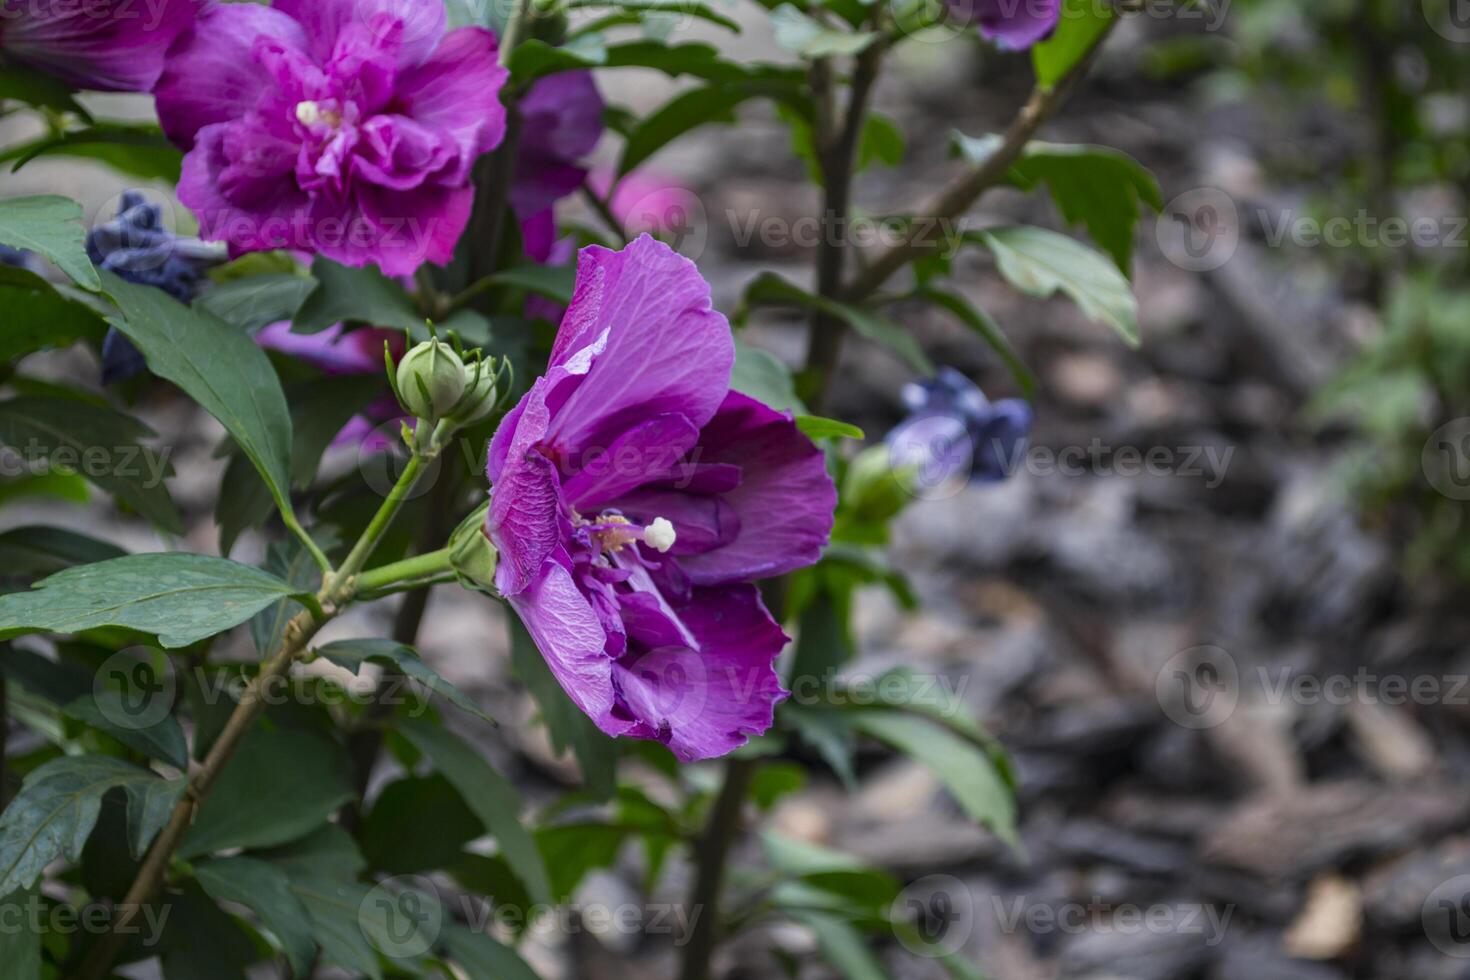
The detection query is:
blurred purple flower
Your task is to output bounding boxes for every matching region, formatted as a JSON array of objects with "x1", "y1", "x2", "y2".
[
  {"x1": 510, "y1": 71, "x2": 604, "y2": 222},
  {"x1": 485, "y1": 235, "x2": 836, "y2": 761},
  {"x1": 591, "y1": 169, "x2": 694, "y2": 240},
  {"x1": 256, "y1": 321, "x2": 405, "y2": 449},
  {"x1": 888, "y1": 367, "x2": 1032, "y2": 484},
  {"x1": 88, "y1": 191, "x2": 223, "y2": 383},
  {"x1": 155, "y1": 0, "x2": 508, "y2": 276},
  {"x1": 0, "y1": 0, "x2": 199, "y2": 92},
  {"x1": 948, "y1": 0, "x2": 1061, "y2": 49}
]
